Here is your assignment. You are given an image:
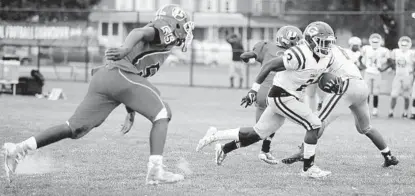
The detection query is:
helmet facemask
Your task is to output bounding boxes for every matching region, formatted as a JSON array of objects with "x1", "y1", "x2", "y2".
[
  {"x1": 312, "y1": 35, "x2": 336, "y2": 57},
  {"x1": 398, "y1": 37, "x2": 412, "y2": 52},
  {"x1": 181, "y1": 21, "x2": 194, "y2": 52},
  {"x1": 369, "y1": 37, "x2": 381, "y2": 49}
]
